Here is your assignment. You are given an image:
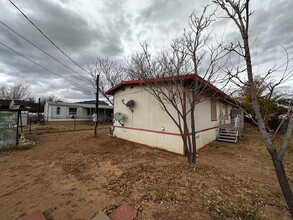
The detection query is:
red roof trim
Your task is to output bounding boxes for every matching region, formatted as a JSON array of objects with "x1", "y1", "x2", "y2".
[
  {"x1": 105, "y1": 74, "x2": 238, "y2": 105},
  {"x1": 106, "y1": 74, "x2": 199, "y2": 95}
]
